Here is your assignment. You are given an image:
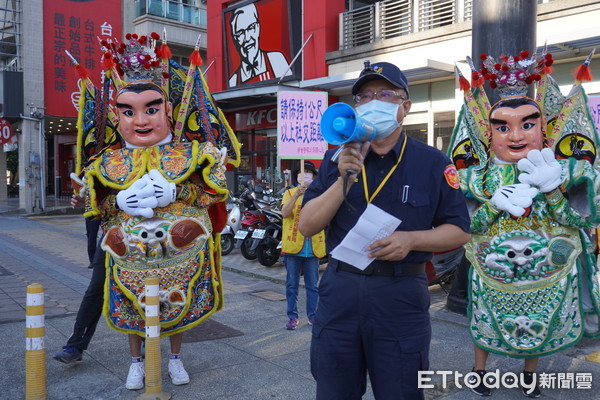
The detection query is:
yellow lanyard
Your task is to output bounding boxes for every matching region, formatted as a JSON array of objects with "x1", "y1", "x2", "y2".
[{"x1": 362, "y1": 134, "x2": 408, "y2": 203}]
